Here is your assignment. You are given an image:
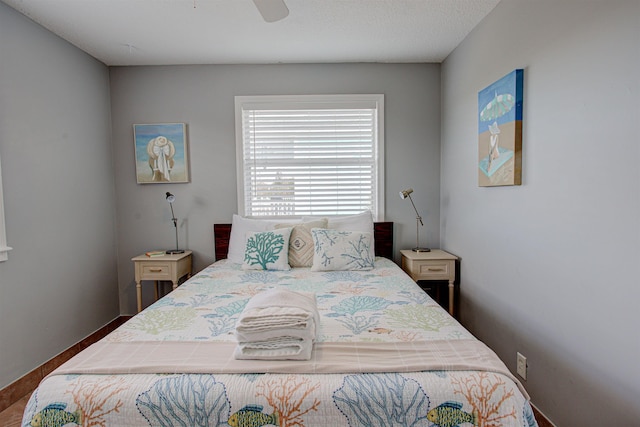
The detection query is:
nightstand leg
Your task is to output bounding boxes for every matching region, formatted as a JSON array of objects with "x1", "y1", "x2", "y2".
[
  {"x1": 172, "y1": 280, "x2": 178, "y2": 290},
  {"x1": 136, "y1": 281, "x2": 142, "y2": 313},
  {"x1": 448, "y1": 280, "x2": 454, "y2": 316},
  {"x1": 154, "y1": 281, "x2": 159, "y2": 301}
]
